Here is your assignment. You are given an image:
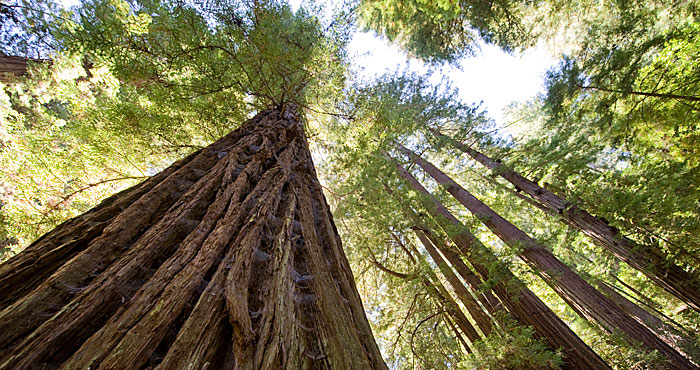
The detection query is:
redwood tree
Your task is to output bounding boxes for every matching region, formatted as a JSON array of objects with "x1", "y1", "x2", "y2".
[
  {"x1": 0, "y1": 54, "x2": 39, "y2": 83},
  {"x1": 0, "y1": 106, "x2": 388, "y2": 370}
]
